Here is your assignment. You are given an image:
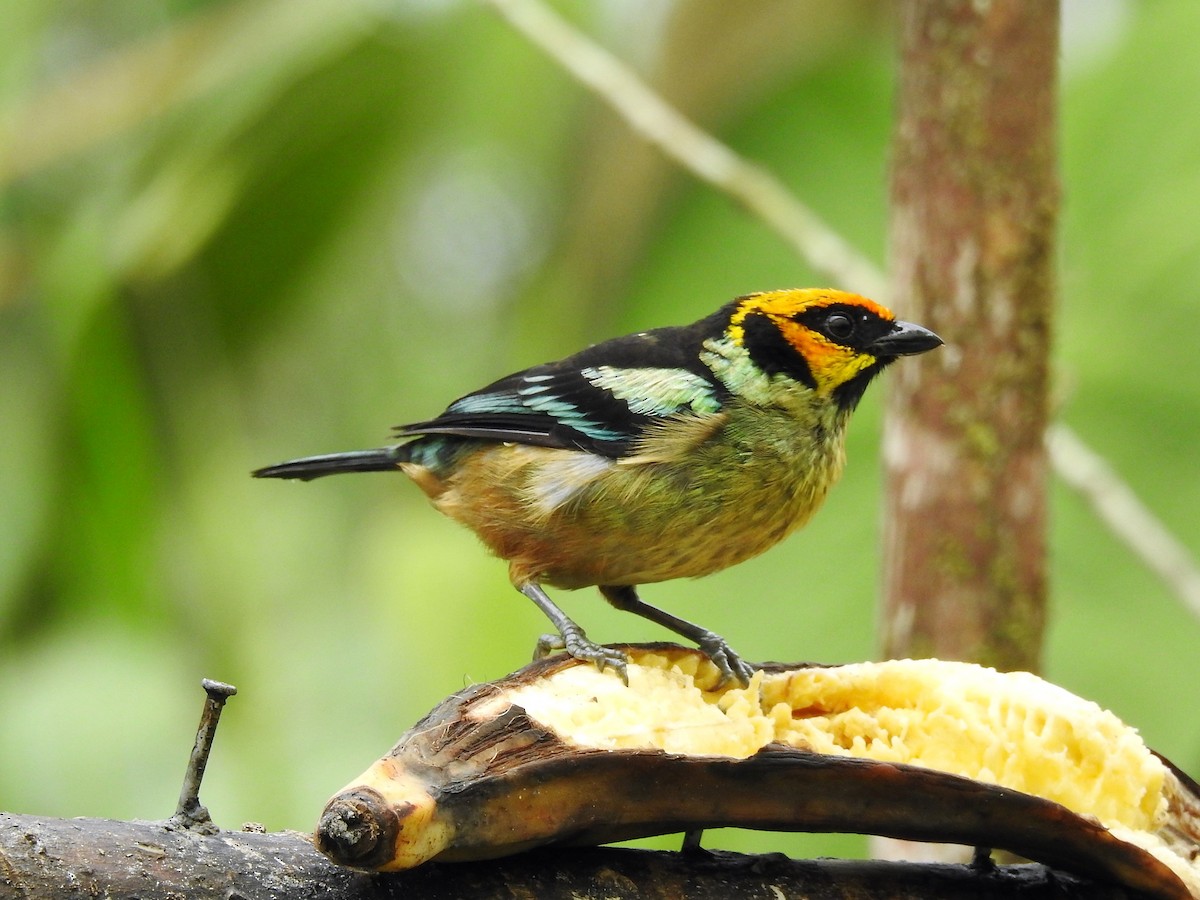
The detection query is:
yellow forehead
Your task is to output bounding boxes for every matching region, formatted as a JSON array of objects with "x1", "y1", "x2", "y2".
[{"x1": 730, "y1": 288, "x2": 894, "y2": 332}]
